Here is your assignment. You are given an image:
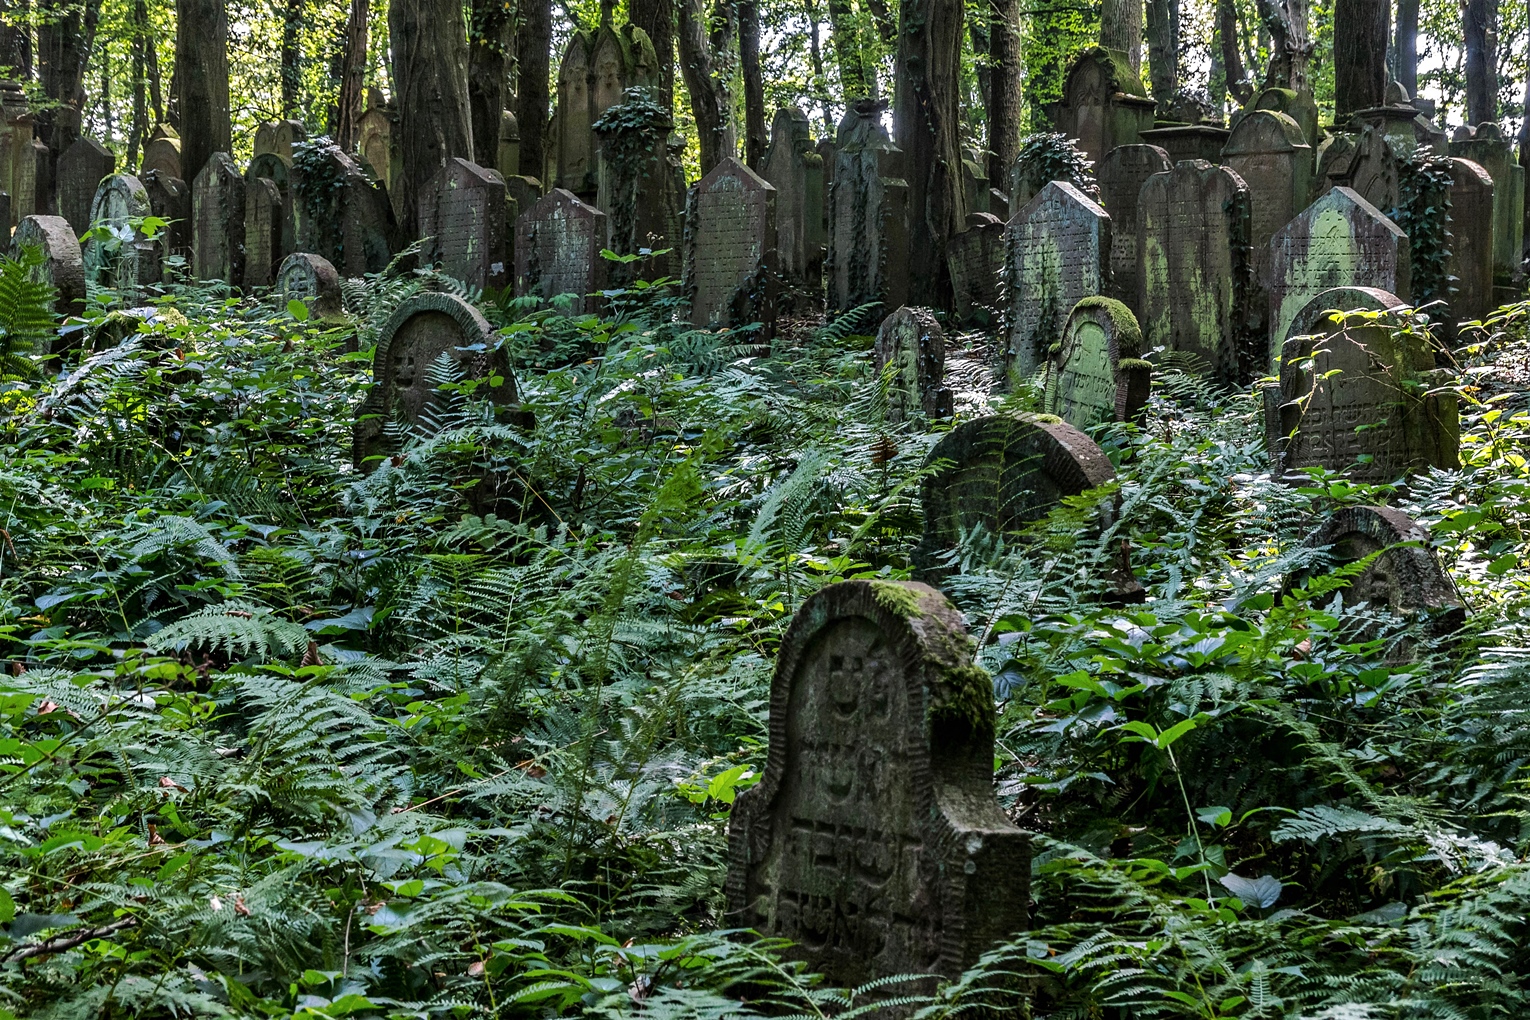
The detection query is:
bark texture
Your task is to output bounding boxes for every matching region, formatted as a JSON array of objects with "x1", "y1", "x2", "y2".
[
  {"x1": 1100, "y1": 0, "x2": 1143, "y2": 73},
  {"x1": 517, "y1": 0, "x2": 552, "y2": 182},
  {"x1": 1145, "y1": 0, "x2": 1178, "y2": 109},
  {"x1": 1254, "y1": 0, "x2": 1311, "y2": 91},
  {"x1": 1333, "y1": 0, "x2": 1388, "y2": 117},
  {"x1": 677, "y1": 0, "x2": 736, "y2": 172},
  {"x1": 0, "y1": 0, "x2": 31, "y2": 78},
  {"x1": 469, "y1": 0, "x2": 513, "y2": 167},
  {"x1": 629, "y1": 0, "x2": 675, "y2": 108},
  {"x1": 825, "y1": 0, "x2": 870, "y2": 99},
  {"x1": 36, "y1": 0, "x2": 101, "y2": 205},
  {"x1": 389, "y1": 0, "x2": 474, "y2": 239},
  {"x1": 130, "y1": 0, "x2": 148, "y2": 164},
  {"x1": 740, "y1": 0, "x2": 766, "y2": 168},
  {"x1": 174, "y1": 0, "x2": 229, "y2": 185},
  {"x1": 987, "y1": 0, "x2": 1021, "y2": 184},
  {"x1": 281, "y1": 0, "x2": 302, "y2": 115},
  {"x1": 1219, "y1": 0, "x2": 1253, "y2": 103},
  {"x1": 1462, "y1": 0, "x2": 1498, "y2": 125},
  {"x1": 1394, "y1": 0, "x2": 1417, "y2": 97},
  {"x1": 335, "y1": 0, "x2": 368, "y2": 151}
]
